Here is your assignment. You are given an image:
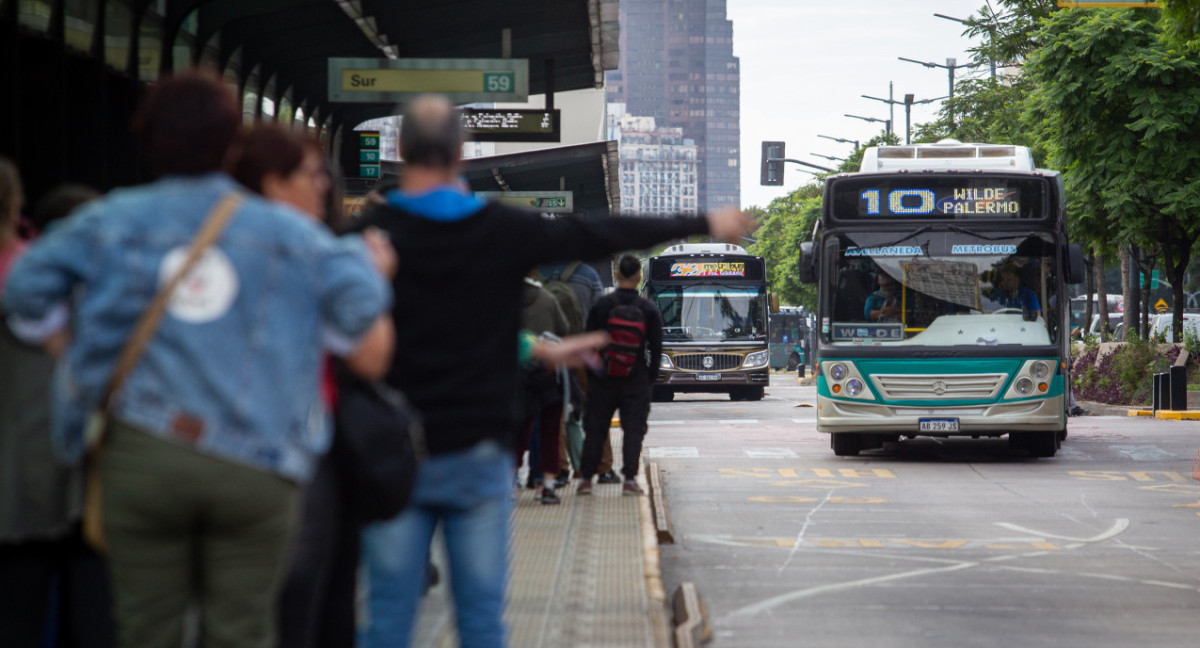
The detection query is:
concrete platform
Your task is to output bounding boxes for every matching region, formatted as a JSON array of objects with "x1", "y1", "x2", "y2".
[{"x1": 412, "y1": 430, "x2": 669, "y2": 648}]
